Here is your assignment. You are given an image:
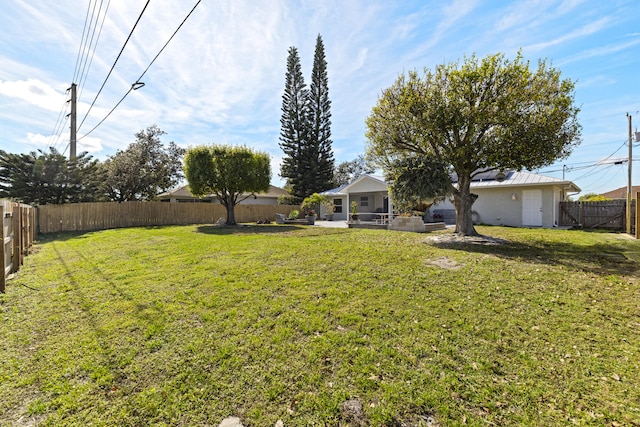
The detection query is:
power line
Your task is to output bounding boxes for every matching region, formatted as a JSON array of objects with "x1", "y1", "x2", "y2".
[
  {"x1": 46, "y1": 91, "x2": 71, "y2": 149},
  {"x1": 50, "y1": 0, "x2": 94, "y2": 151},
  {"x1": 51, "y1": 115, "x2": 70, "y2": 151},
  {"x1": 536, "y1": 140, "x2": 628, "y2": 175},
  {"x1": 75, "y1": 0, "x2": 102, "y2": 89},
  {"x1": 79, "y1": 85, "x2": 137, "y2": 140},
  {"x1": 588, "y1": 164, "x2": 626, "y2": 192},
  {"x1": 71, "y1": 0, "x2": 94, "y2": 84},
  {"x1": 80, "y1": 0, "x2": 203, "y2": 139},
  {"x1": 136, "y1": 0, "x2": 203, "y2": 82},
  {"x1": 78, "y1": 0, "x2": 111, "y2": 103},
  {"x1": 77, "y1": 0, "x2": 151, "y2": 132}
]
